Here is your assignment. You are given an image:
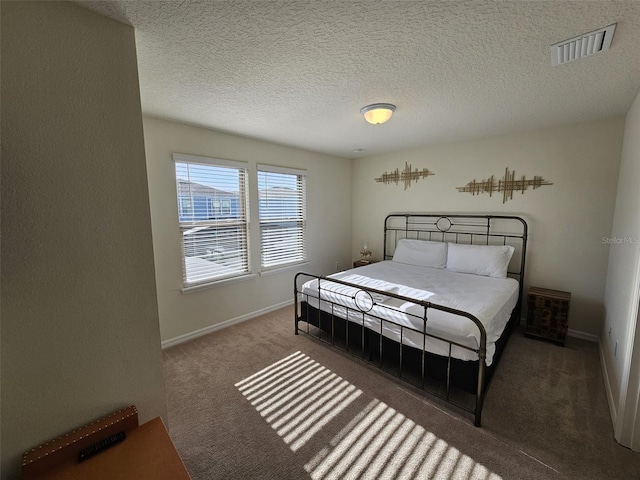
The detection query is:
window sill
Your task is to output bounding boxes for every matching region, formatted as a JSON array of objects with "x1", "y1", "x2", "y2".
[
  {"x1": 181, "y1": 273, "x2": 257, "y2": 294},
  {"x1": 259, "y1": 261, "x2": 310, "y2": 277}
]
